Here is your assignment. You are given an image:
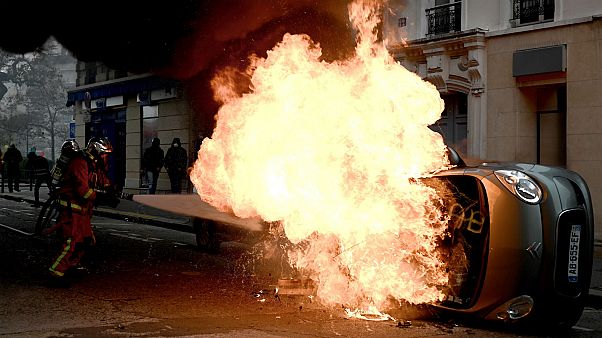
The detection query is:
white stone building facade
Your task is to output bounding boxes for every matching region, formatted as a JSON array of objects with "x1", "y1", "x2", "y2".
[{"x1": 385, "y1": 0, "x2": 602, "y2": 239}]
